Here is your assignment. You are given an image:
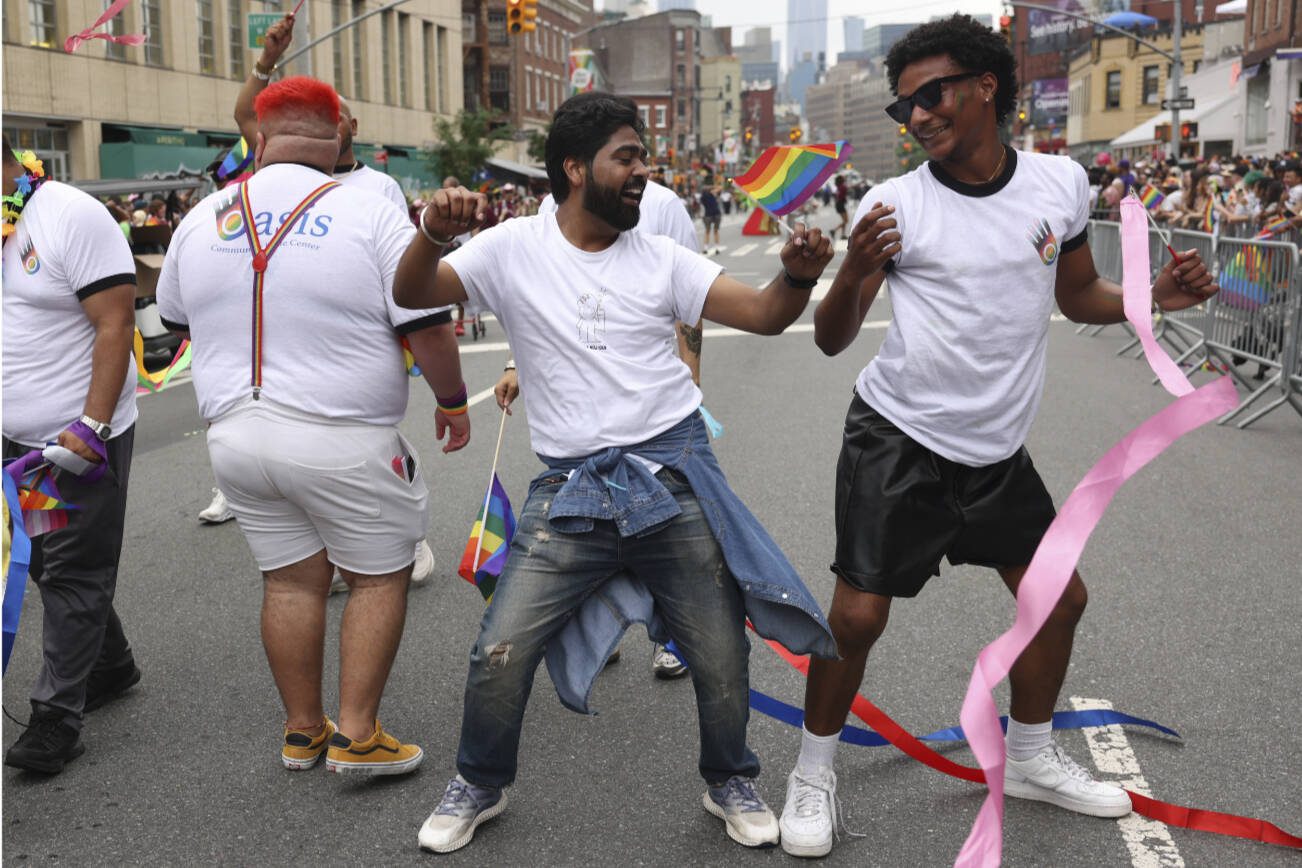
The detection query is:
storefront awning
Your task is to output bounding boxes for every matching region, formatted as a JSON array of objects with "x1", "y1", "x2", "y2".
[
  {"x1": 485, "y1": 157, "x2": 549, "y2": 181},
  {"x1": 1110, "y1": 94, "x2": 1238, "y2": 148},
  {"x1": 98, "y1": 141, "x2": 221, "y2": 180}
]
